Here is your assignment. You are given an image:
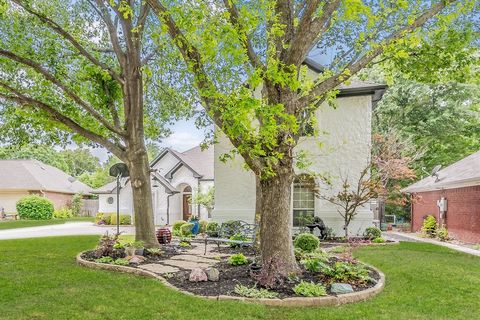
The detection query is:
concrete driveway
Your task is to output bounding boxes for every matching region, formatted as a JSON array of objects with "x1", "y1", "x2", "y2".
[{"x1": 0, "y1": 222, "x2": 135, "y2": 240}]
